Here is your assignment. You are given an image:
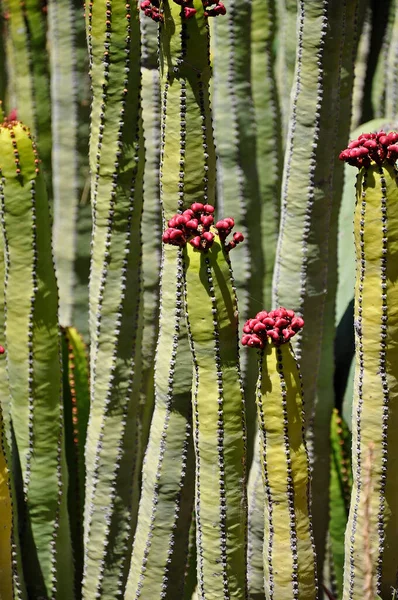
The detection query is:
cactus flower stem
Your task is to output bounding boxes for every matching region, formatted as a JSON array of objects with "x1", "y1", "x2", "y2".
[
  {"x1": 242, "y1": 309, "x2": 318, "y2": 600},
  {"x1": 0, "y1": 120, "x2": 73, "y2": 598},
  {"x1": 163, "y1": 204, "x2": 247, "y2": 598},
  {"x1": 340, "y1": 132, "x2": 398, "y2": 599}
]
